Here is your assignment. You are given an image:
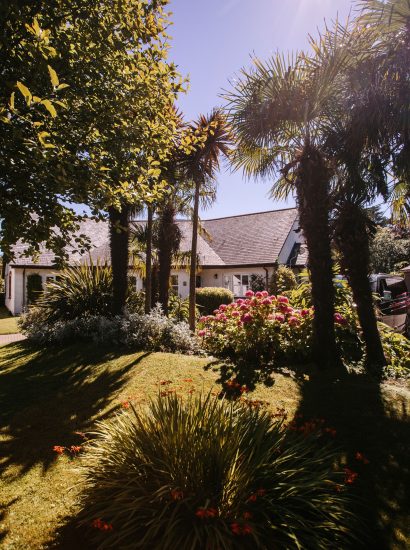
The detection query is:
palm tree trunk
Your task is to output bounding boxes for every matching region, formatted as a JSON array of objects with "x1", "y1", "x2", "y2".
[
  {"x1": 145, "y1": 205, "x2": 153, "y2": 314},
  {"x1": 296, "y1": 144, "x2": 341, "y2": 371},
  {"x1": 189, "y1": 178, "x2": 200, "y2": 331},
  {"x1": 334, "y1": 202, "x2": 386, "y2": 374},
  {"x1": 108, "y1": 204, "x2": 129, "y2": 315},
  {"x1": 158, "y1": 201, "x2": 178, "y2": 315}
]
